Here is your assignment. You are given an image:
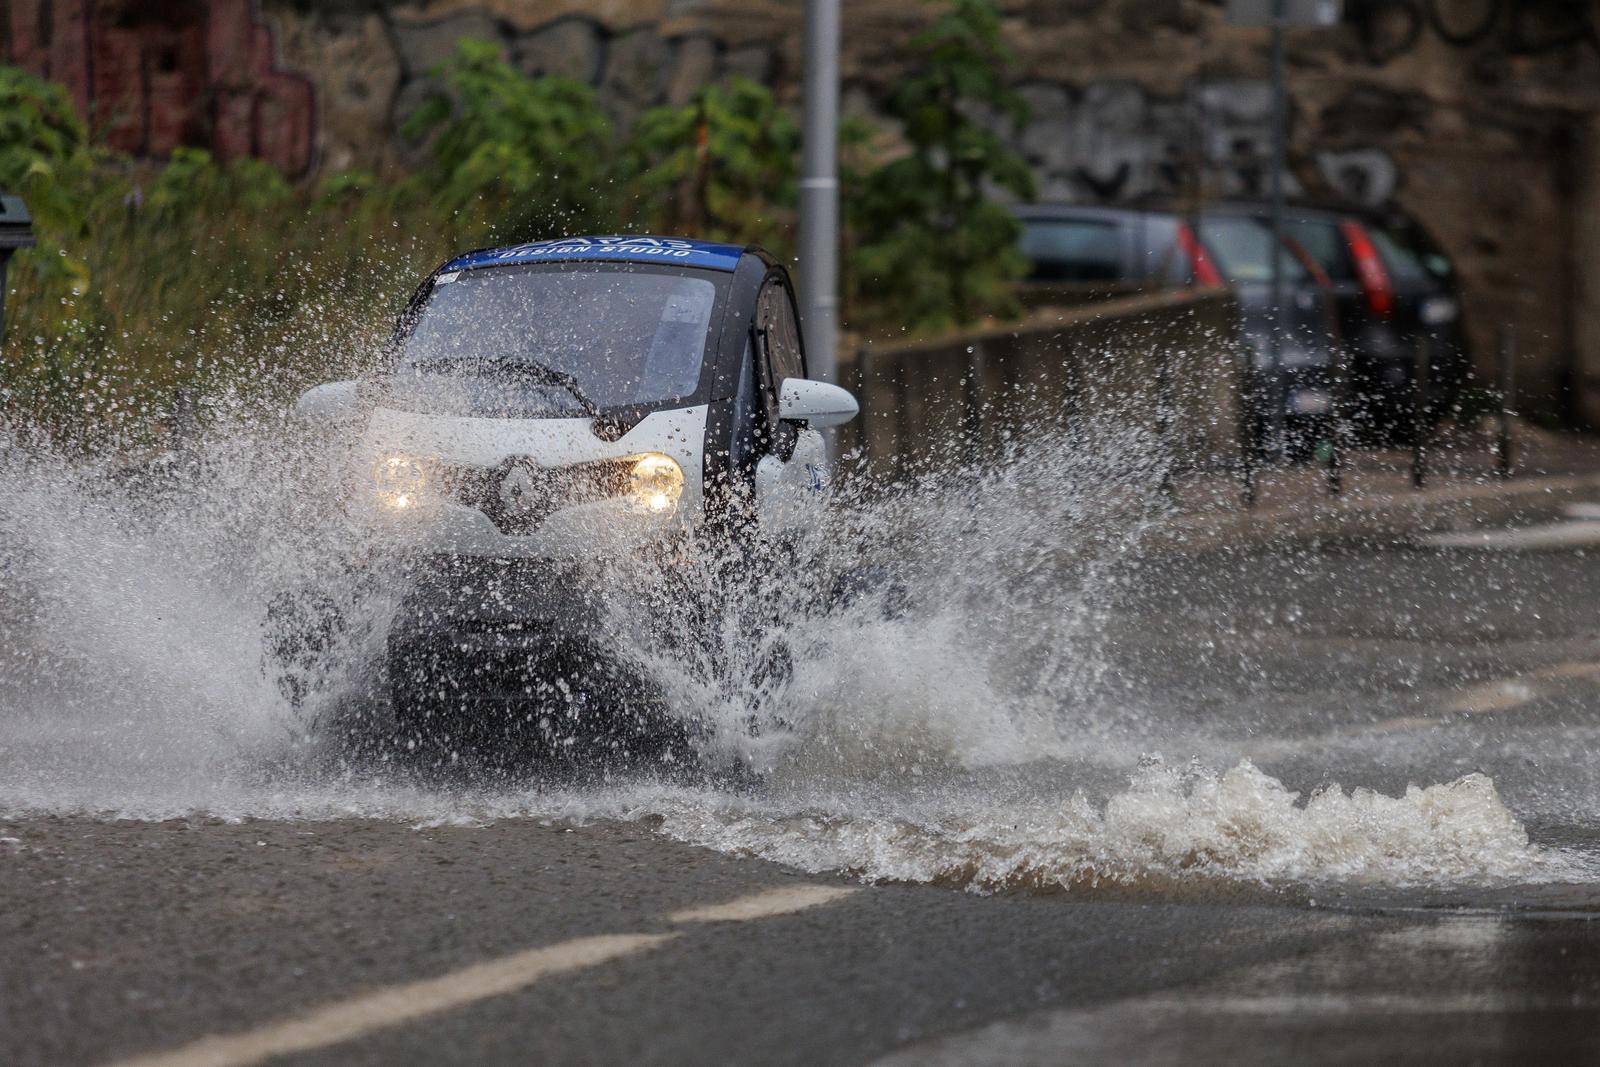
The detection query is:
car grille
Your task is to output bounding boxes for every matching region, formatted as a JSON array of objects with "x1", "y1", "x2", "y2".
[{"x1": 444, "y1": 458, "x2": 632, "y2": 534}]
